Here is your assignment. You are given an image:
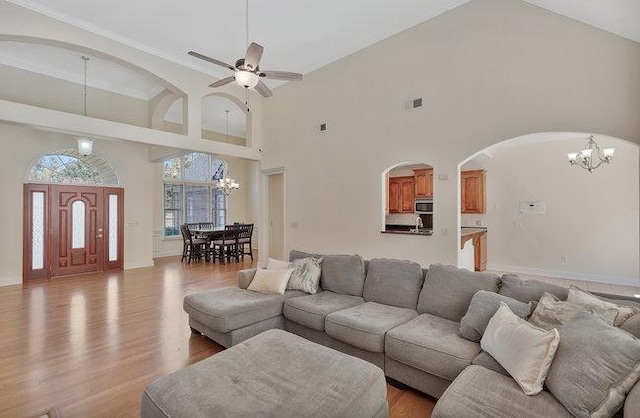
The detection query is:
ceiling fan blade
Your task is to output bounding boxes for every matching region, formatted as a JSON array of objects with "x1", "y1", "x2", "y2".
[
  {"x1": 244, "y1": 42, "x2": 264, "y2": 70},
  {"x1": 188, "y1": 51, "x2": 235, "y2": 71},
  {"x1": 208, "y1": 76, "x2": 236, "y2": 88},
  {"x1": 254, "y1": 80, "x2": 273, "y2": 98},
  {"x1": 259, "y1": 70, "x2": 303, "y2": 81}
]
